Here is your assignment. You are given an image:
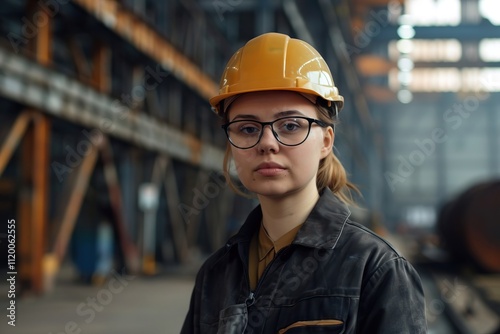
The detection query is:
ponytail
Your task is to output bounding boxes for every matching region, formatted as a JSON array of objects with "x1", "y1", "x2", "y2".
[
  {"x1": 316, "y1": 104, "x2": 360, "y2": 205},
  {"x1": 316, "y1": 151, "x2": 359, "y2": 205}
]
